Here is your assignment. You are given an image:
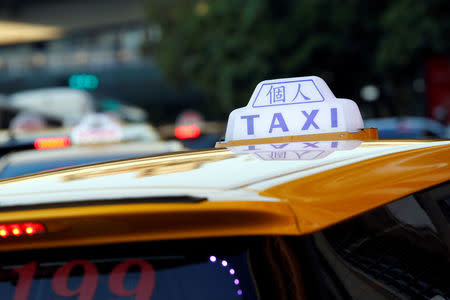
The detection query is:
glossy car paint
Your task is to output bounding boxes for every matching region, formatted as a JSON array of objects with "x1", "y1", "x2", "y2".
[{"x1": 0, "y1": 139, "x2": 448, "y2": 251}]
